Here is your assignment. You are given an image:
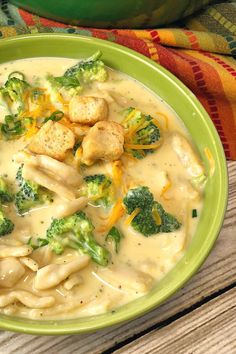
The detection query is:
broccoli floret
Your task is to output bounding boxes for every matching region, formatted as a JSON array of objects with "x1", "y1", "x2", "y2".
[
  {"x1": 15, "y1": 190, "x2": 36, "y2": 215},
  {"x1": 123, "y1": 186, "x2": 153, "y2": 213},
  {"x1": 46, "y1": 51, "x2": 107, "y2": 100},
  {"x1": 0, "y1": 177, "x2": 14, "y2": 203},
  {"x1": 123, "y1": 186, "x2": 181, "y2": 236},
  {"x1": 106, "y1": 226, "x2": 123, "y2": 253},
  {"x1": 16, "y1": 166, "x2": 39, "y2": 199},
  {"x1": 15, "y1": 166, "x2": 53, "y2": 215},
  {"x1": 130, "y1": 202, "x2": 181, "y2": 236},
  {"x1": 46, "y1": 74, "x2": 82, "y2": 98},
  {"x1": 83, "y1": 174, "x2": 114, "y2": 207},
  {"x1": 130, "y1": 208, "x2": 159, "y2": 236},
  {"x1": 0, "y1": 207, "x2": 14, "y2": 237},
  {"x1": 0, "y1": 73, "x2": 30, "y2": 114},
  {"x1": 155, "y1": 201, "x2": 182, "y2": 233},
  {"x1": 122, "y1": 108, "x2": 161, "y2": 159},
  {"x1": 64, "y1": 50, "x2": 108, "y2": 84},
  {"x1": 15, "y1": 189, "x2": 52, "y2": 215},
  {"x1": 46, "y1": 211, "x2": 110, "y2": 266}
]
